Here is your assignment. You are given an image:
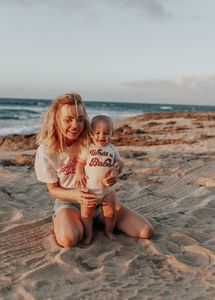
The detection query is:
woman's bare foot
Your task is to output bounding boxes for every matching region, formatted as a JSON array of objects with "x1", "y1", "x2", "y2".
[{"x1": 105, "y1": 231, "x2": 118, "y2": 241}]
